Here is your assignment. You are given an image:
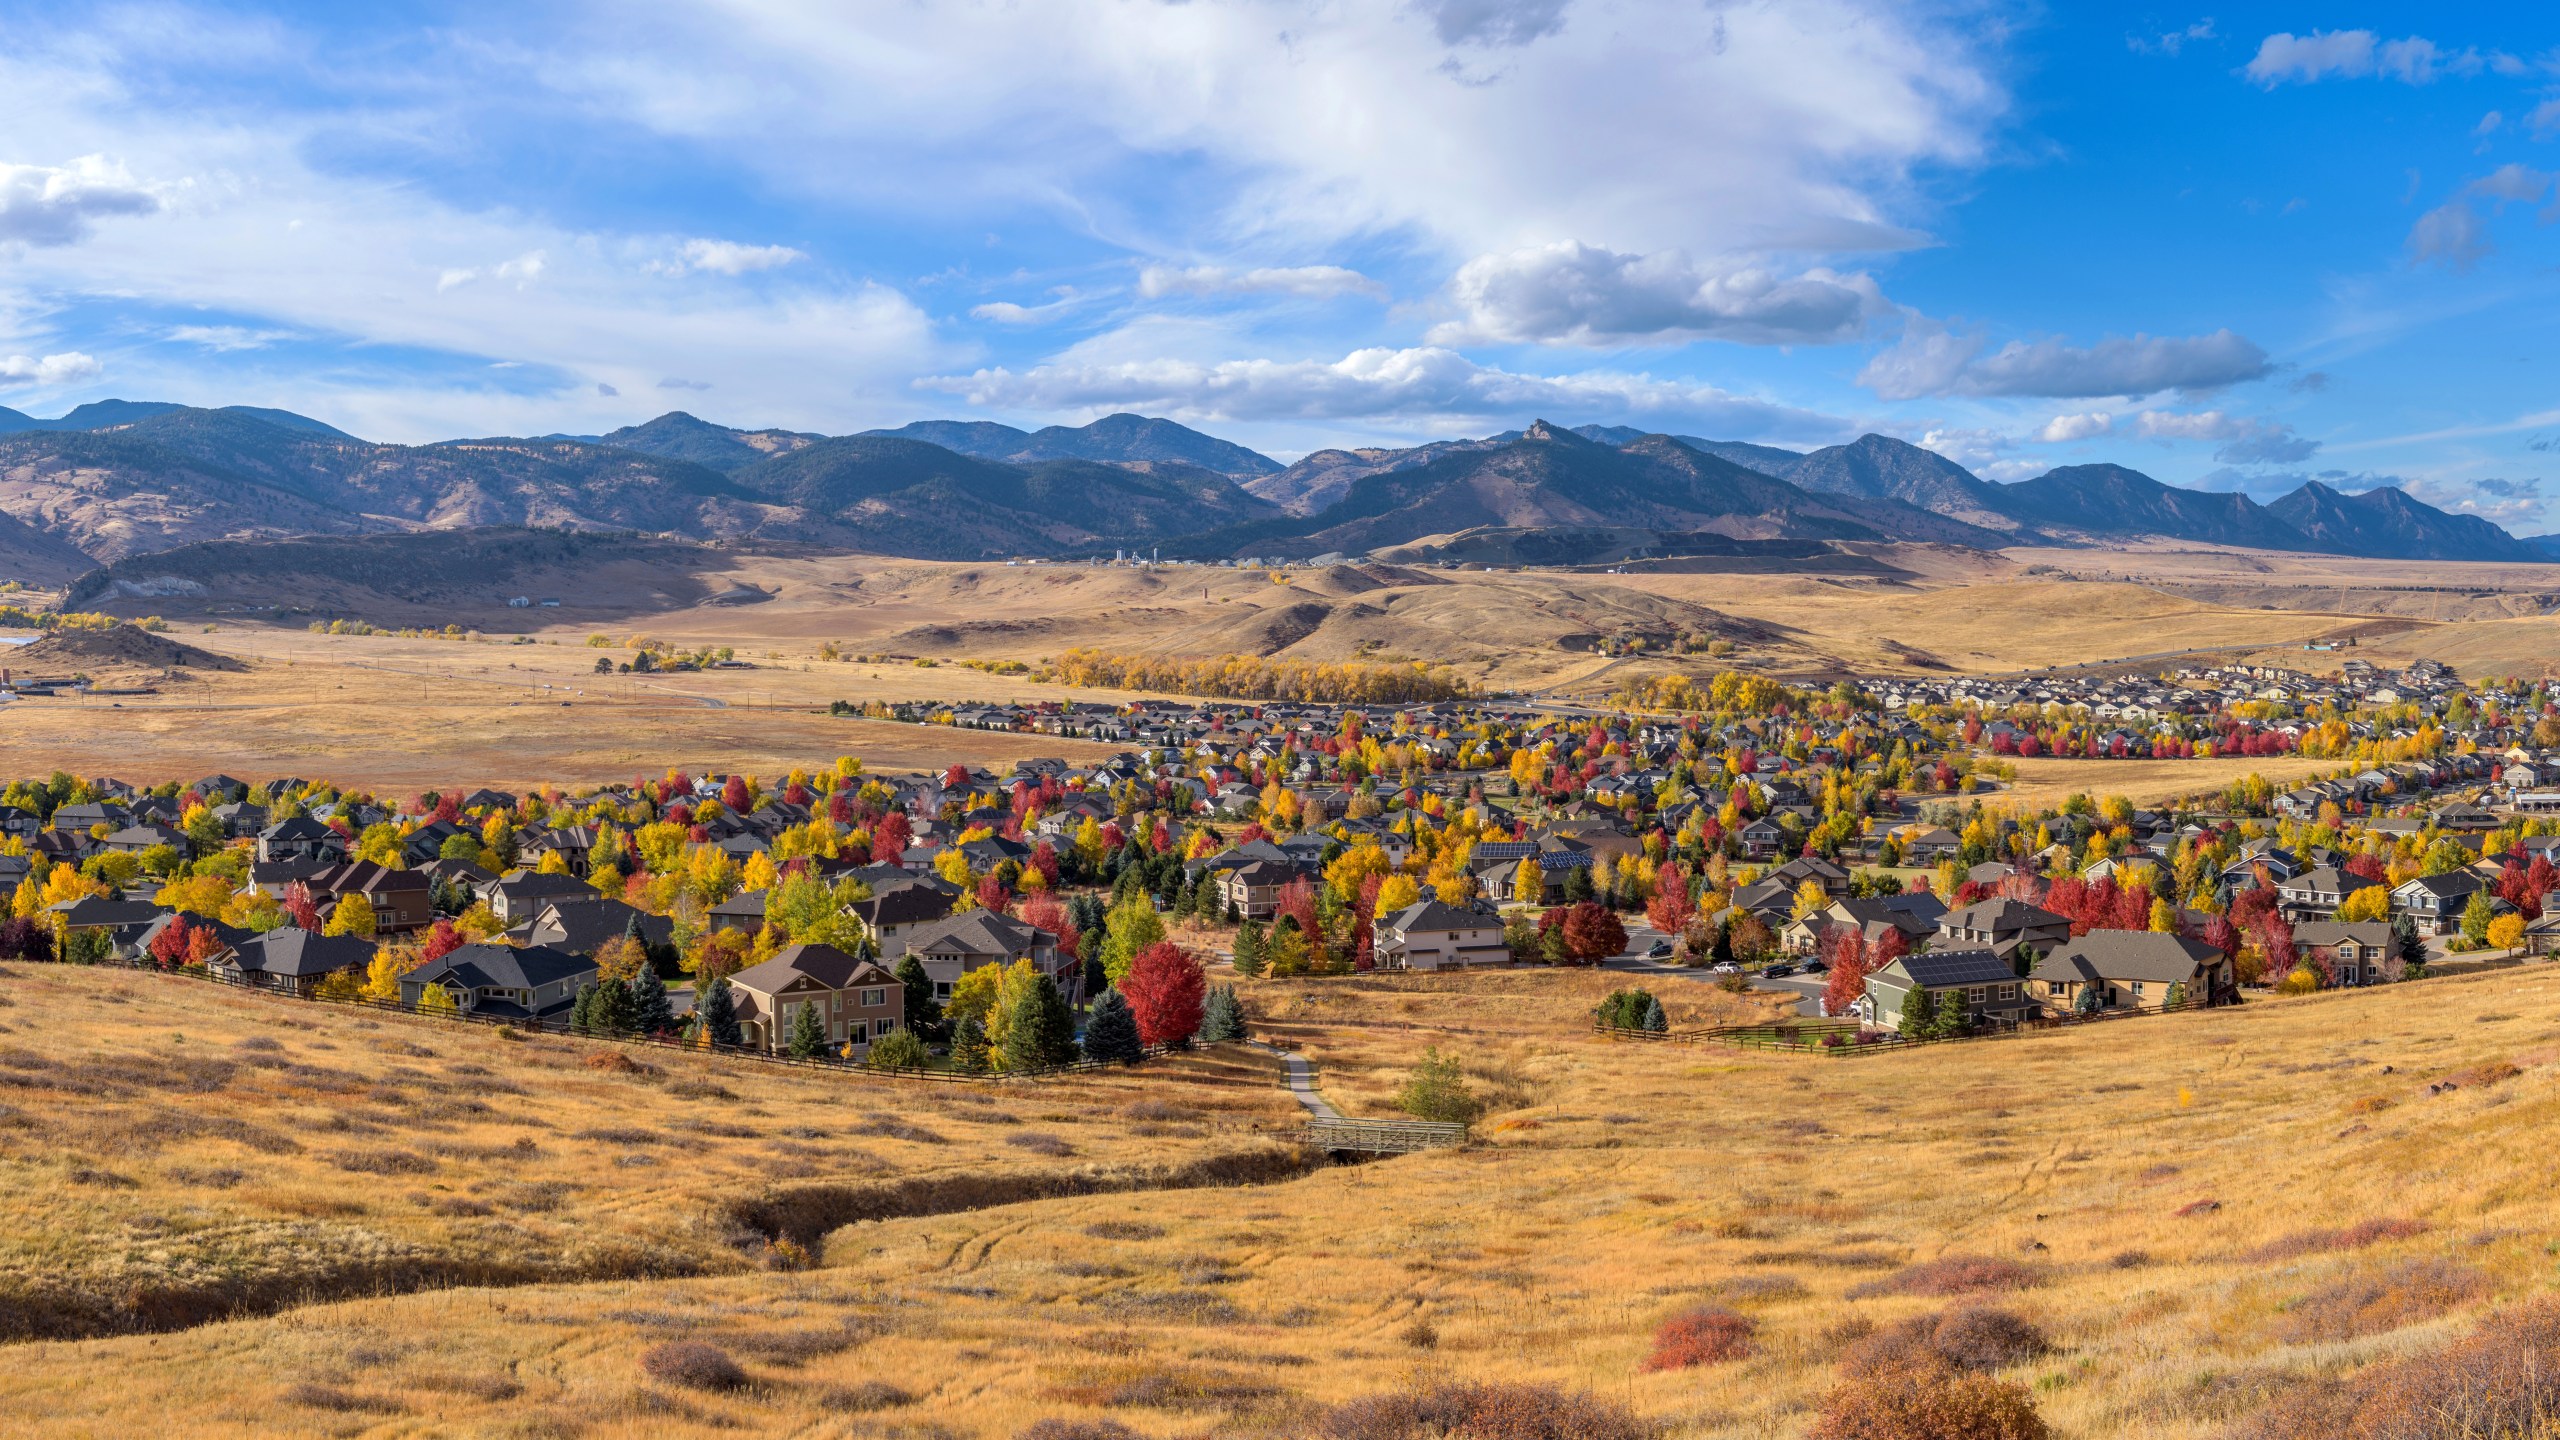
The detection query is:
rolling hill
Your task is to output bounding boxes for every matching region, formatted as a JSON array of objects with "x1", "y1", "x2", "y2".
[{"x1": 858, "y1": 412, "x2": 1282, "y2": 476}]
